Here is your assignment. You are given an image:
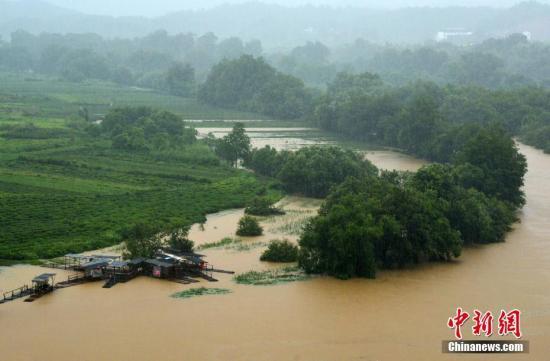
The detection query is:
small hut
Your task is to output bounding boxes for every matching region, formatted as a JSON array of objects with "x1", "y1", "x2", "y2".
[
  {"x1": 144, "y1": 259, "x2": 177, "y2": 279},
  {"x1": 80, "y1": 259, "x2": 111, "y2": 279},
  {"x1": 31, "y1": 273, "x2": 56, "y2": 294}
]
